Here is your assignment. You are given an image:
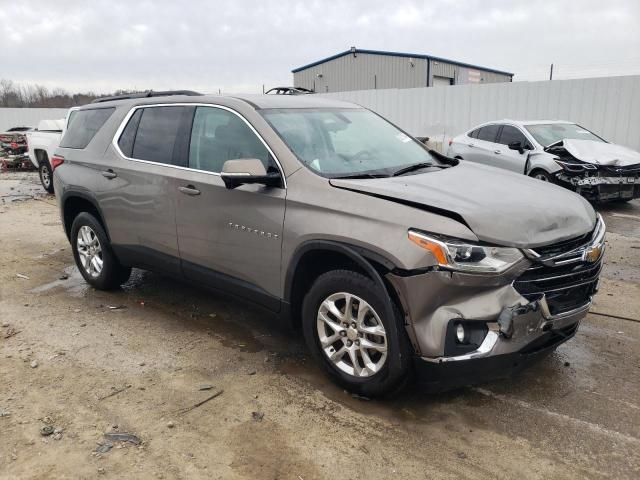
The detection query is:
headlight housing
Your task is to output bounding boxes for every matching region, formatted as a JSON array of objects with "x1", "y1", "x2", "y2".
[{"x1": 408, "y1": 230, "x2": 524, "y2": 273}]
